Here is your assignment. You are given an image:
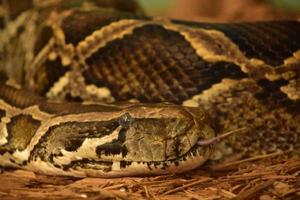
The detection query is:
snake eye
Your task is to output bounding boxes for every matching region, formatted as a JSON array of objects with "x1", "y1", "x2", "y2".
[{"x1": 119, "y1": 112, "x2": 133, "y2": 129}]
